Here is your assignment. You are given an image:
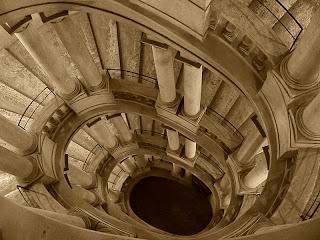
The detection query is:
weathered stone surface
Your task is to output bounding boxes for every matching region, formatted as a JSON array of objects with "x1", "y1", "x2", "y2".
[
  {"x1": 140, "y1": 39, "x2": 157, "y2": 82},
  {"x1": 225, "y1": 95, "x2": 254, "y2": 129},
  {"x1": 0, "y1": 171, "x2": 17, "y2": 196},
  {"x1": 271, "y1": 148, "x2": 320, "y2": 224},
  {"x1": 72, "y1": 129, "x2": 97, "y2": 152},
  {"x1": 71, "y1": 12, "x2": 103, "y2": 71},
  {"x1": 7, "y1": 41, "x2": 52, "y2": 89},
  {"x1": 89, "y1": 14, "x2": 120, "y2": 77},
  {"x1": 118, "y1": 22, "x2": 142, "y2": 82},
  {"x1": 201, "y1": 68, "x2": 222, "y2": 106},
  {"x1": 209, "y1": 81, "x2": 240, "y2": 117},
  {"x1": 141, "y1": 116, "x2": 153, "y2": 134},
  {"x1": 0, "y1": 49, "x2": 46, "y2": 101},
  {"x1": 0, "y1": 82, "x2": 35, "y2": 117},
  {"x1": 213, "y1": 0, "x2": 288, "y2": 61},
  {"x1": 66, "y1": 141, "x2": 90, "y2": 162}
]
